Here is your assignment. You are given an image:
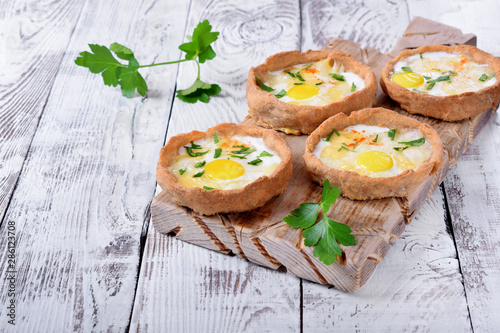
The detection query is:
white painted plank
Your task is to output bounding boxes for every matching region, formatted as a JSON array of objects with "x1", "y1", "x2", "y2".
[
  {"x1": 300, "y1": 0, "x2": 472, "y2": 331},
  {"x1": 130, "y1": 0, "x2": 303, "y2": 331},
  {"x1": 407, "y1": 1, "x2": 500, "y2": 331},
  {"x1": 0, "y1": 0, "x2": 85, "y2": 221},
  {"x1": 0, "y1": 0, "x2": 189, "y2": 331}
]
